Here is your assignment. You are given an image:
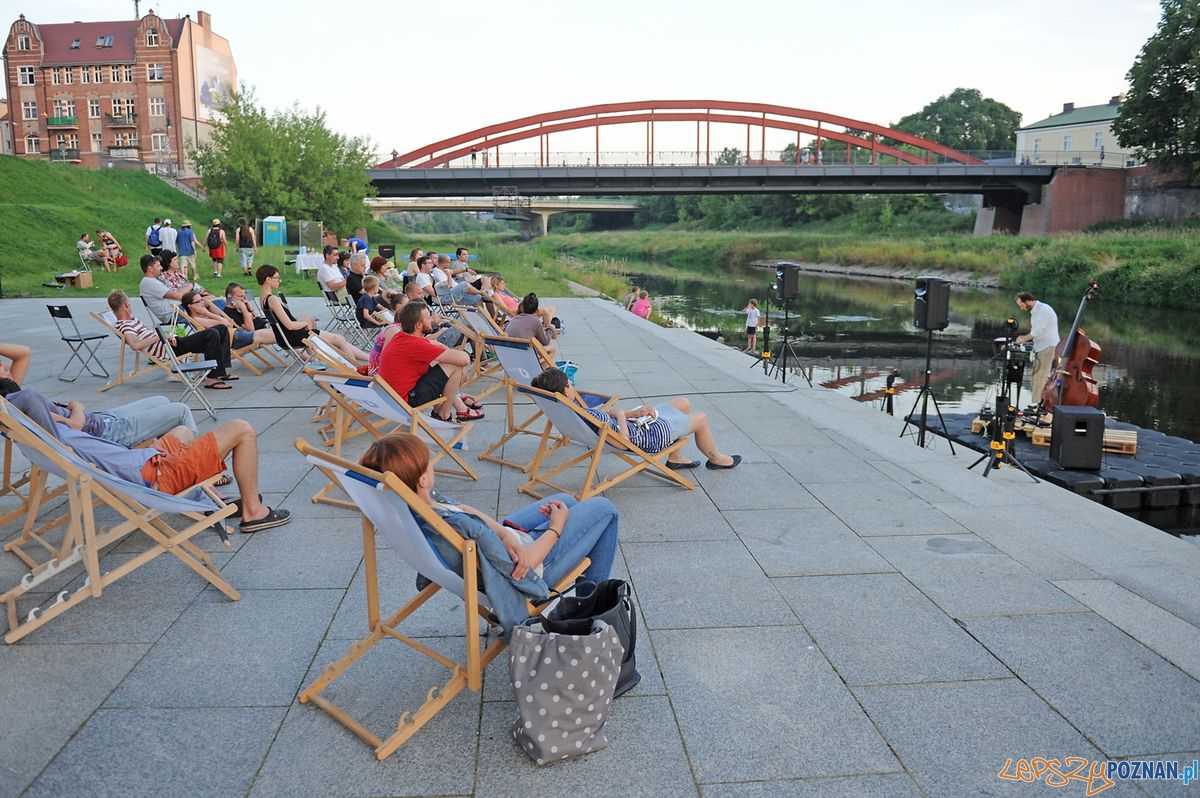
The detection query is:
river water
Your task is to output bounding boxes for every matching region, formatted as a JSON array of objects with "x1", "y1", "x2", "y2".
[{"x1": 625, "y1": 261, "x2": 1200, "y2": 535}]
